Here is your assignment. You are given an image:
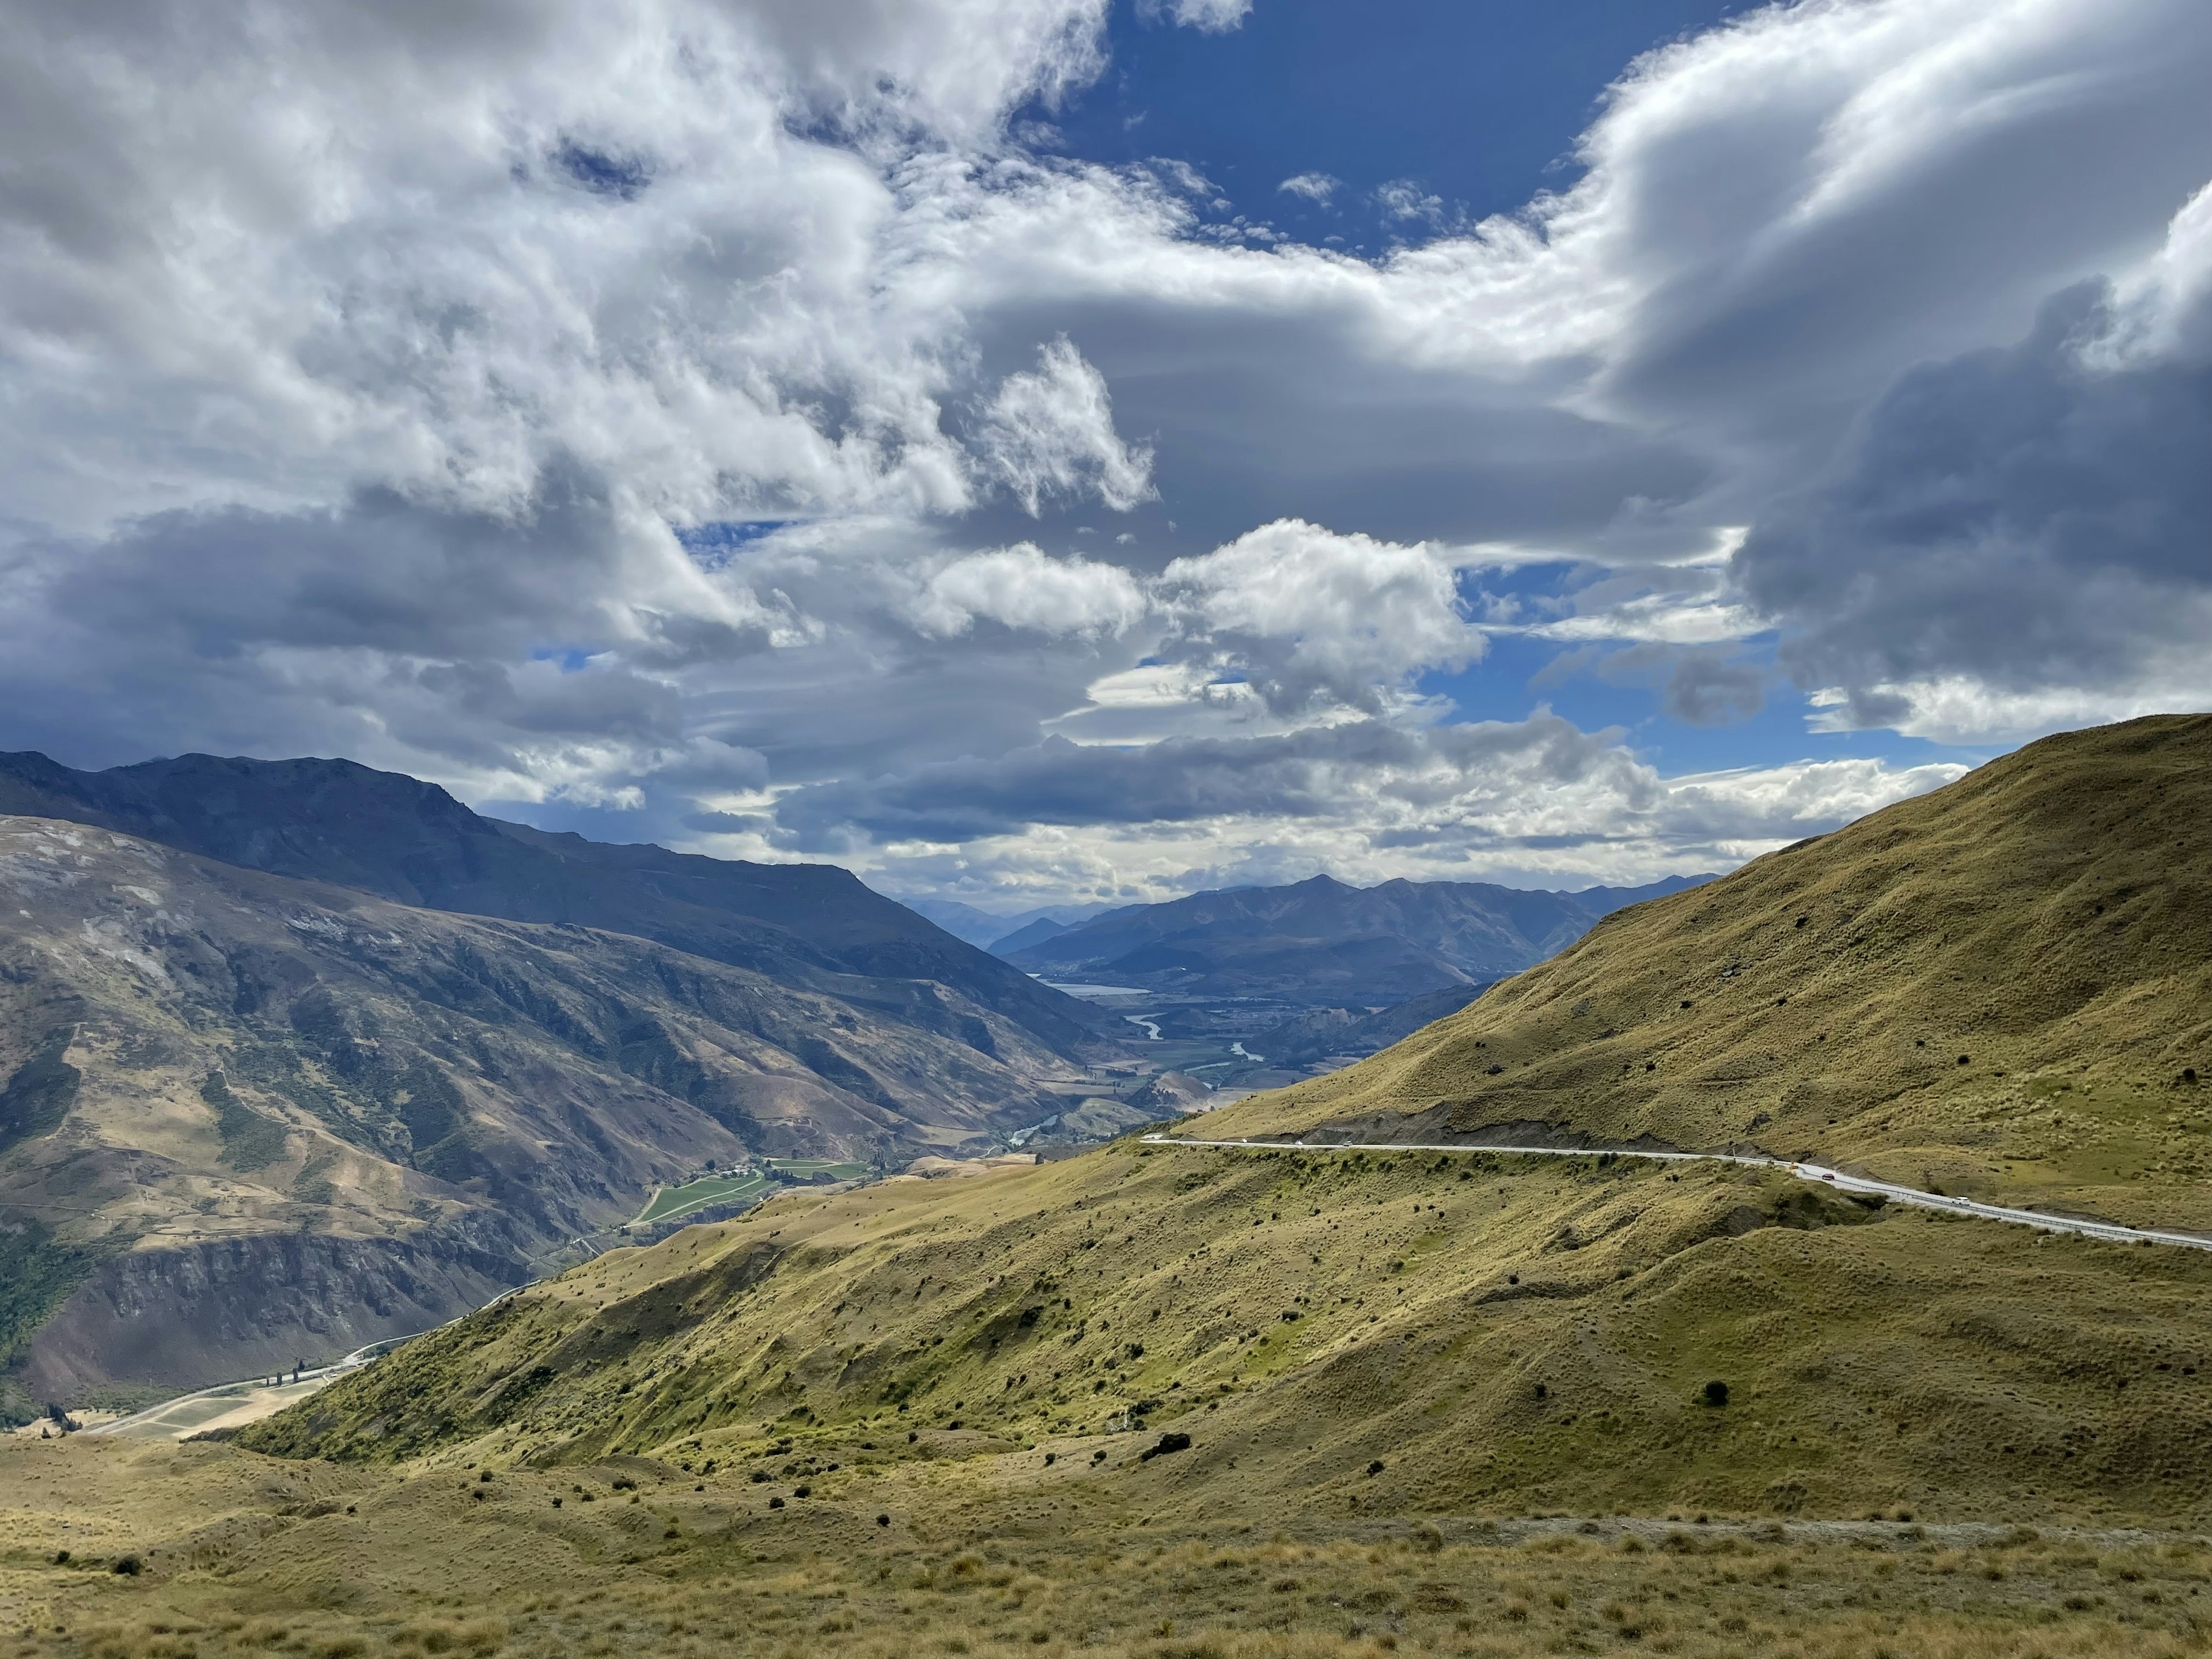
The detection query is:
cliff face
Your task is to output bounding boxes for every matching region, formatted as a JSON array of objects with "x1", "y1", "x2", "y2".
[
  {"x1": 0, "y1": 813, "x2": 1086, "y2": 1396},
  {"x1": 18, "y1": 1222, "x2": 524, "y2": 1398}
]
